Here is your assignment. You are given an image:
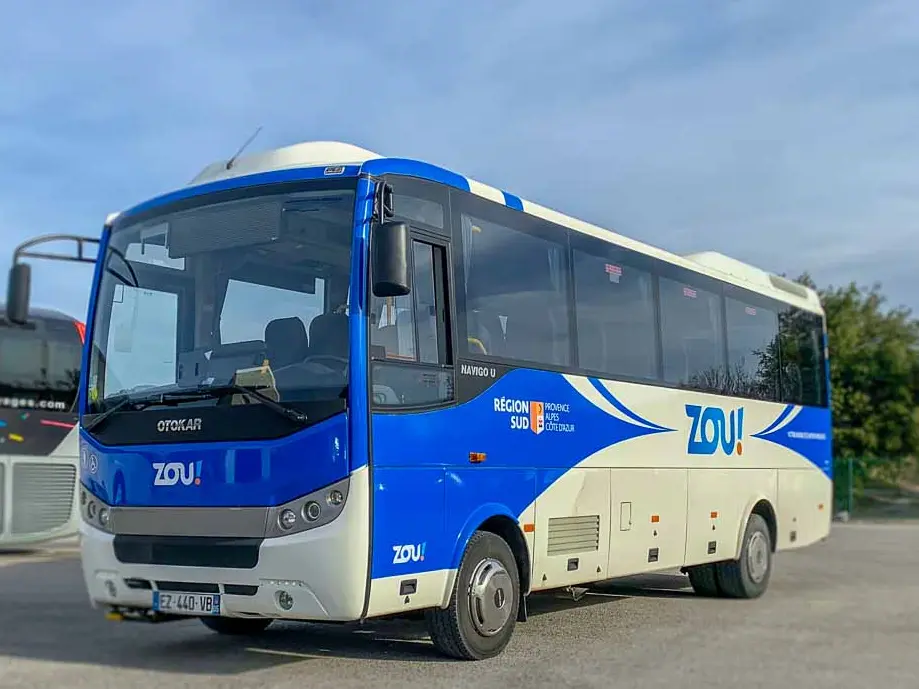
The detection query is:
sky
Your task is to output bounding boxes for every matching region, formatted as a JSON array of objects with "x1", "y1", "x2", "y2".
[{"x1": 1, "y1": 0, "x2": 917, "y2": 323}]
